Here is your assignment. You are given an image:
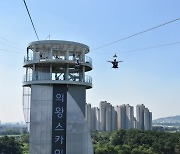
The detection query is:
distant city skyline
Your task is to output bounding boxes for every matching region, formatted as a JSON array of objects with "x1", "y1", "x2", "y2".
[
  {"x1": 86, "y1": 101, "x2": 152, "y2": 118},
  {"x1": 85, "y1": 101, "x2": 152, "y2": 131}
]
